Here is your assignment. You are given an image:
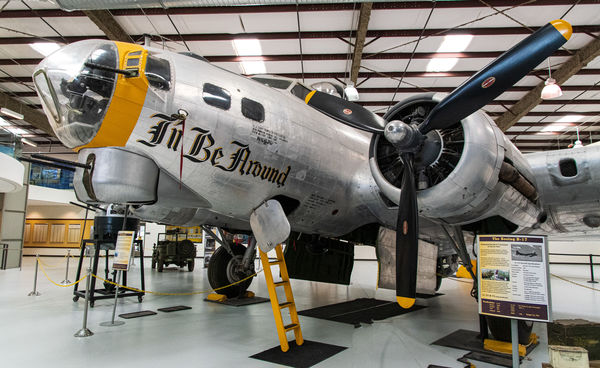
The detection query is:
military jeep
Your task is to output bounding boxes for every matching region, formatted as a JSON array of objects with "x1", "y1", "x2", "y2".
[{"x1": 151, "y1": 229, "x2": 196, "y2": 272}]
